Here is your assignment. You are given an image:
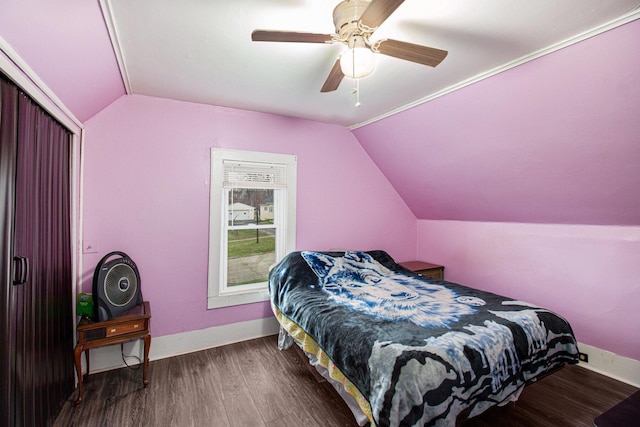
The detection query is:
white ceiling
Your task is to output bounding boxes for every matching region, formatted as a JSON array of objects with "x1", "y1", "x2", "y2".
[{"x1": 101, "y1": 0, "x2": 640, "y2": 128}]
